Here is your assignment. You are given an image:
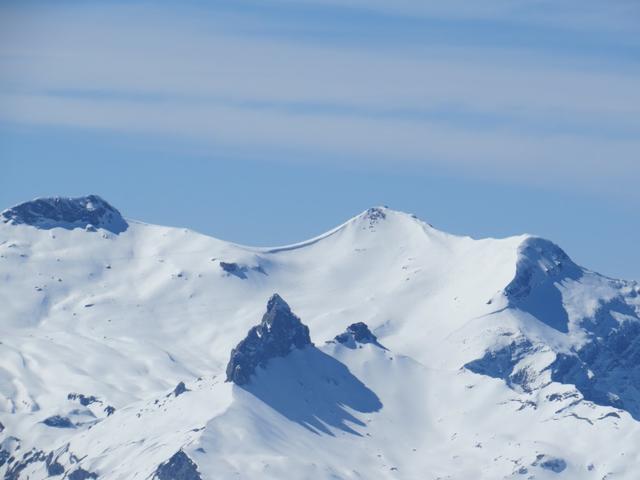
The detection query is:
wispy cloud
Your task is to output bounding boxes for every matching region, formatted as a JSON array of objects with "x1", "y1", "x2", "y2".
[
  {"x1": 1, "y1": 1, "x2": 639, "y2": 193},
  {"x1": 272, "y1": 0, "x2": 640, "y2": 34}
]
